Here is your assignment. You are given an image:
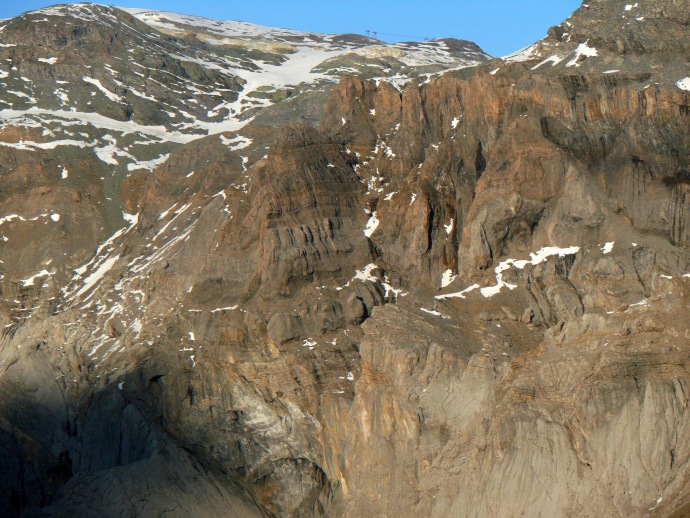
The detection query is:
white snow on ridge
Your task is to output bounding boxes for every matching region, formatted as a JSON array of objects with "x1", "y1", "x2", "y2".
[
  {"x1": 0, "y1": 138, "x2": 91, "y2": 152},
  {"x1": 353, "y1": 264, "x2": 379, "y2": 283},
  {"x1": 2, "y1": 8, "x2": 489, "y2": 152},
  {"x1": 121, "y1": 8, "x2": 319, "y2": 41},
  {"x1": 7, "y1": 90, "x2": 37, "y2": 103},
  {"x1": 528, "y1": 246, "x2": 581, "y2": 265},
  {"x1": 481, "y1": 246, "x2": 580, "y2": 298},
  {"x1": 220, "y1": 134, "x2": 252, "y2": 151},
  {"x1": 72, "y1": 256, "x2": 119, "y2": 300},
  {"x1": 127, "y1": 153, "x2": 170, "y2": 172},
  {"x1": 20, "y1": 269, "x2": 51, "y2": 287},
  {"x1": 127, "y1": 87, "x2": 157, "y2": 102},
  {"x1": 566, "y1": 41, "x2": 598, "y2": 67},
  {"x1": 164, "y1": 43, "x2": 351, "y2": 136},
  {"x1": 531, "y1": 55, "x2": 565, "y2": 70},
  {"x1": 480, "y1": 273, "x2": 517, "y2": 297},
  {"x1": 94, "y1": 135, "x2": 135, "y2": 165},
  {"x1": 0, "y1": 109, "x2": 194, "y2": 143},
  {"x1": 676, "y1": 78, "x2": 690, "y2": 92},
  {"x1": 122, "y1": 212, "x2": 138, "y2": 225},
  {"x1": 336, "y1": 263, "x2": 404, "y2": 298},
  {"x1": 65, "y1": 211, "x2": 139, "y2": 301},
  {"x1": 124, "y1": 6, "x2": 485, "y2": 70},
  {"x1": 83, "y1": 76, "x2": 123, "y2": 103},
  {"x1": 436, "y1": 246, "x2": 580, "y2": 300},
  {"x1": 436, "y1": 283, "x2": 480, "y2": 300},
  {"x1": 504, "y1": 43, "x2": 540, "y2": 63}
]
